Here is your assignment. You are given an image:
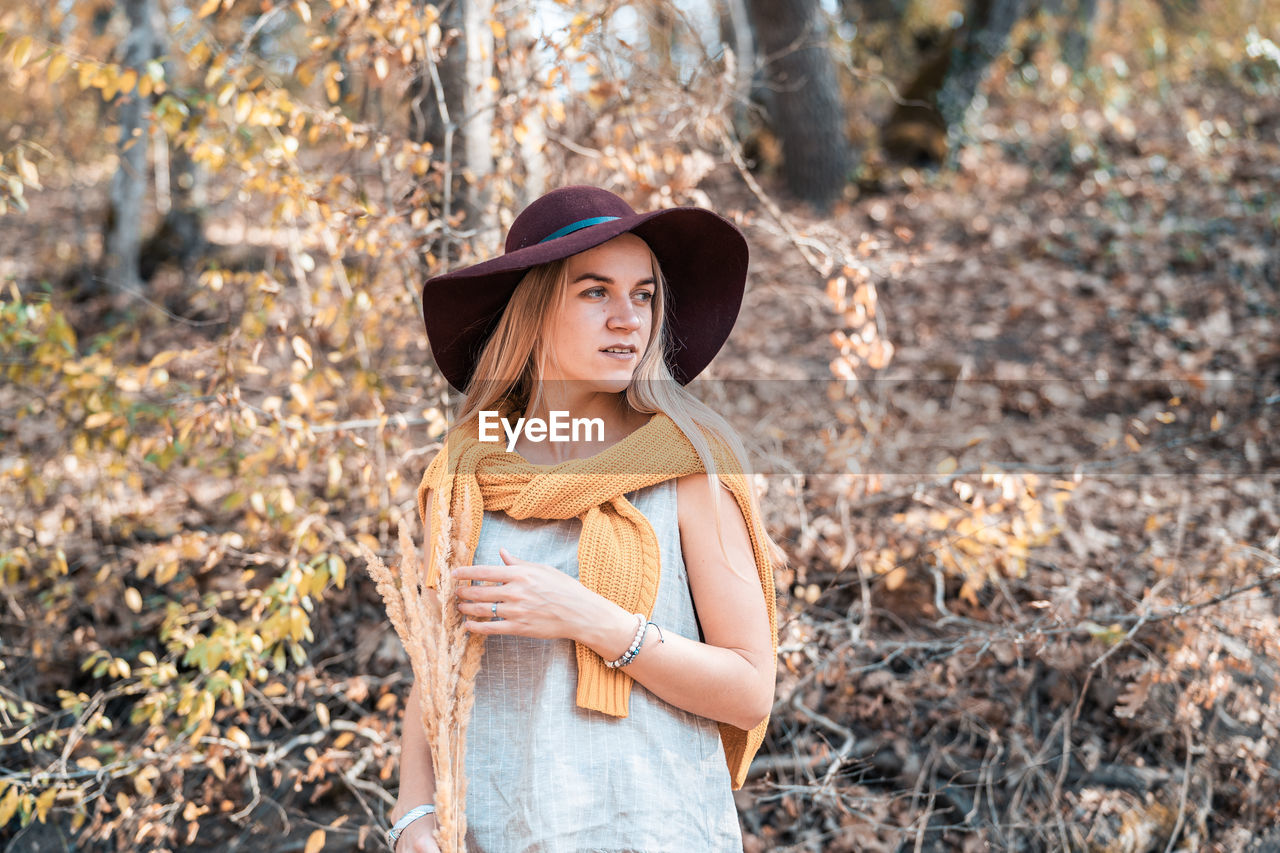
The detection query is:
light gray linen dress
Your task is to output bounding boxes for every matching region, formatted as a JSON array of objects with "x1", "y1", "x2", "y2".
[{"x1": 463, "y1": 479, "x2": 745, "y2": 853}]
